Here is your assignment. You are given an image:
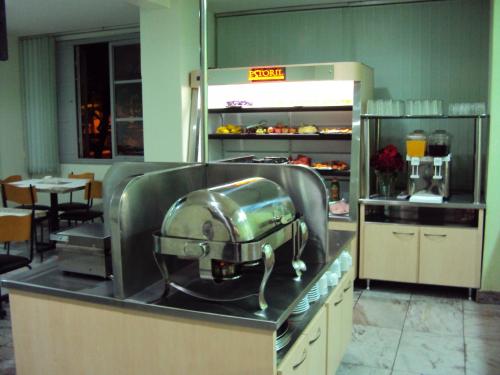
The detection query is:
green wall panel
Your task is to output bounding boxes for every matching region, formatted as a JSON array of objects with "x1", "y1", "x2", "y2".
[
  {"x1": 215, "y1": 0, "x2": 491, "y2": 191},
  {"x1": 217, "y1": 0, "x2": 489, "y2": 103}
]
